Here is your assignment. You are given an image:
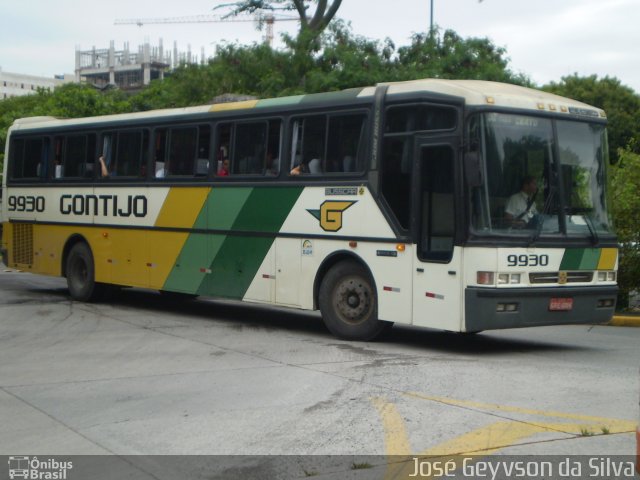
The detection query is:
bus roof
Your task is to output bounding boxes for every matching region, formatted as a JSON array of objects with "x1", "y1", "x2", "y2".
[{"x1": 10, "y1": 79, "x2": 605, "y2": 132}]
